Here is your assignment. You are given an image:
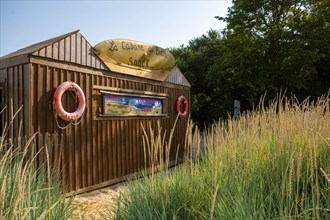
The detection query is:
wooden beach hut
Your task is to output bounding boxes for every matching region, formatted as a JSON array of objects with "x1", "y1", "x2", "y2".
[{"x1": 0, "y1": 30, "x2": 190, "y2": 194}]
